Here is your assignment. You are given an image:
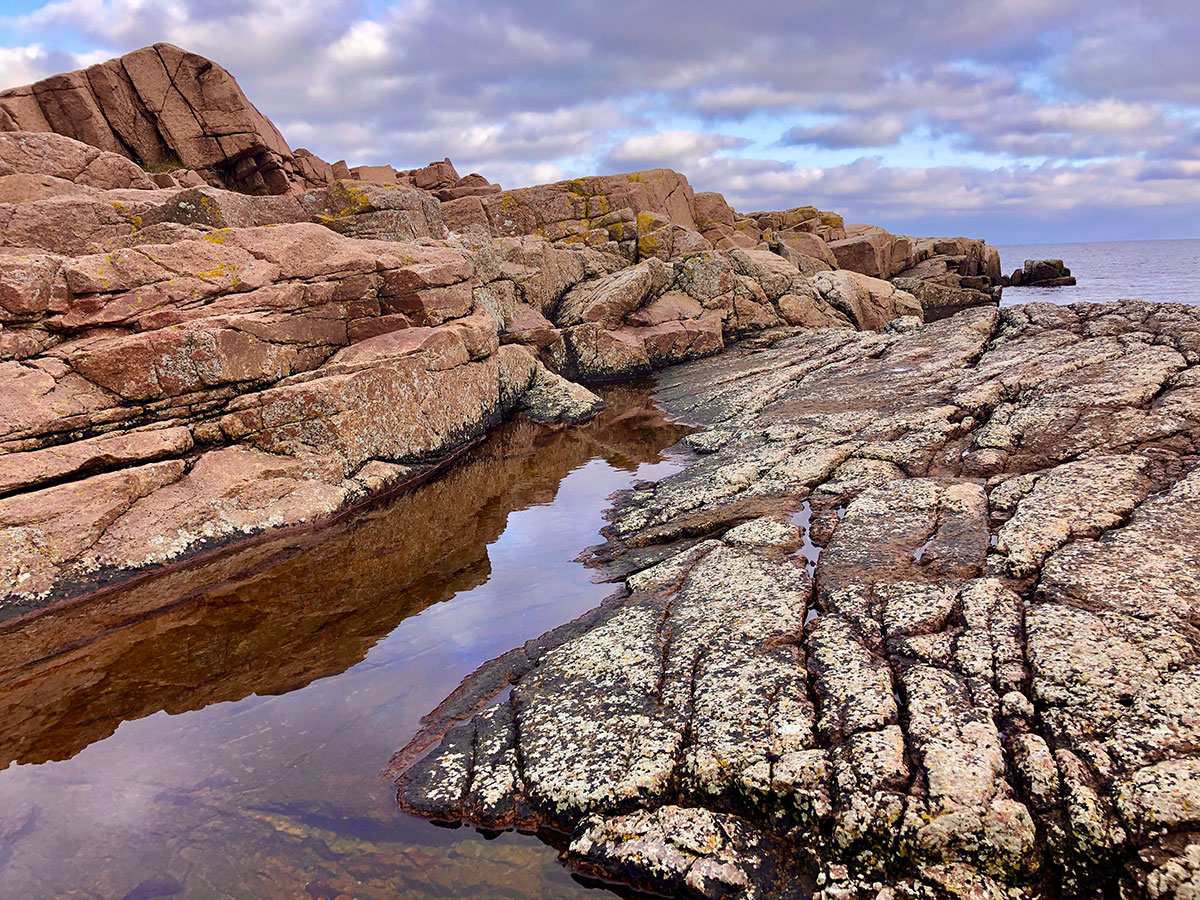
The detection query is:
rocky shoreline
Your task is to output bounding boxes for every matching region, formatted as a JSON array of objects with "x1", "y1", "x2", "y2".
[
  {"x1": 3, "y1": 42, "x2": 1198, "y2": 900},
  {"x1": 396, "y1": 300, "x2": 1200, "y2": 899},
  {"x1": 2, "y1": 44, "x2": 999, "y2": 615}
]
